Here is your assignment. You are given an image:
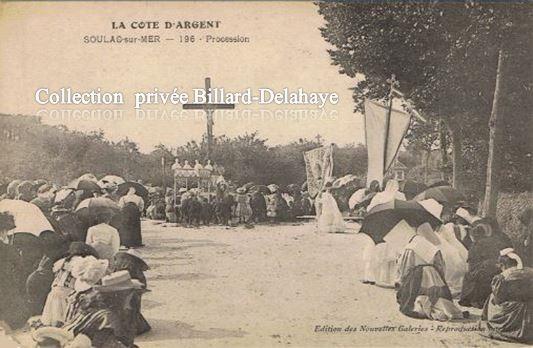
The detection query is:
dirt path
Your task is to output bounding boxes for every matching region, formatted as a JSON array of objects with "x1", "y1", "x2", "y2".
[{"x1": 135, "y1": 221, "x2": 519, "y2": 348}]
